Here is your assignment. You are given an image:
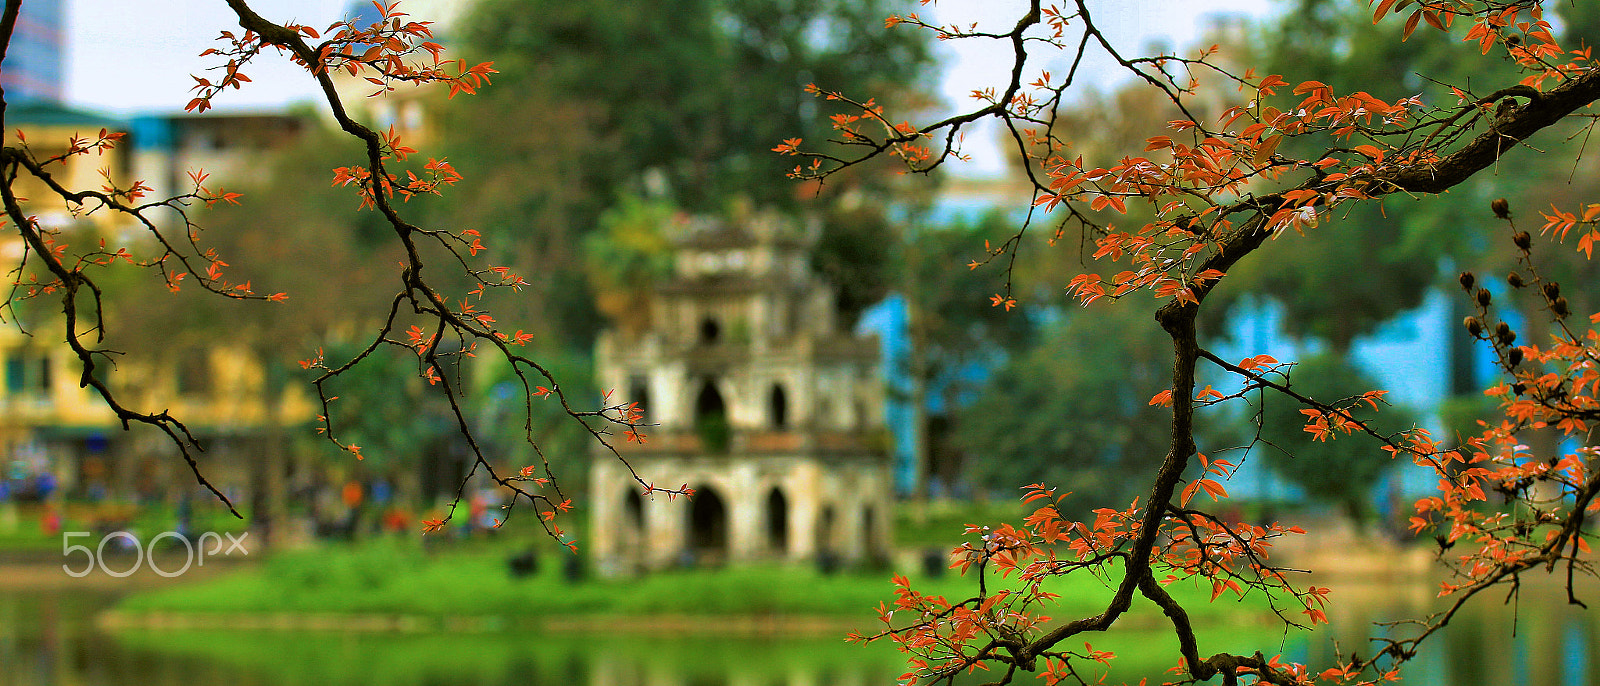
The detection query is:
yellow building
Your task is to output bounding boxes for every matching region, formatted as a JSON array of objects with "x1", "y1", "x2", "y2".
[{"x1": 0, "y1": 103, "x2": 313, "y2": 526}]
